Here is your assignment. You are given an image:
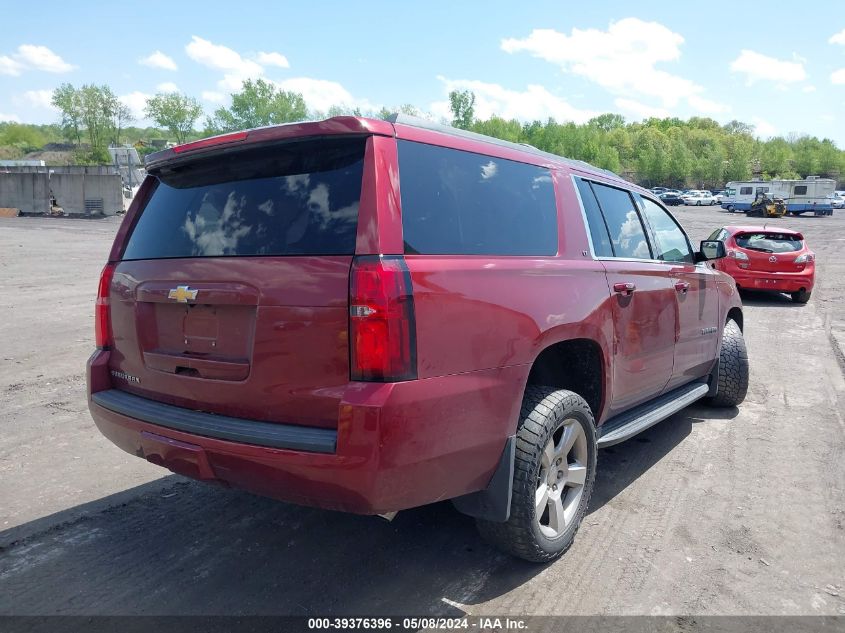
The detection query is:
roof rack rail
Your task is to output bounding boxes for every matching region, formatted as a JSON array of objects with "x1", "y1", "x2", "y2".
[{"x1": 385, "y1": 113, "x2": 620, "y2": 179}]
